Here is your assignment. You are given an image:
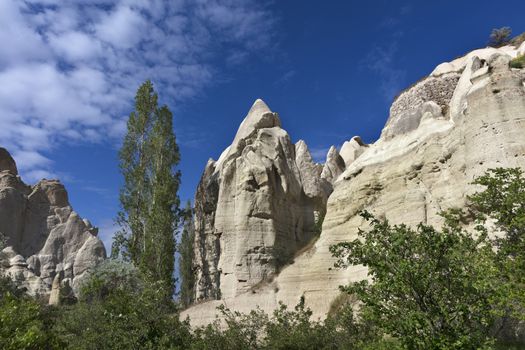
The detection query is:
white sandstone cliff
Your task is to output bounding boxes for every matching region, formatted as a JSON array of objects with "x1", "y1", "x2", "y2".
[{"x1": 182, "y1": 44, "x2": 525, "y2": 326}]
